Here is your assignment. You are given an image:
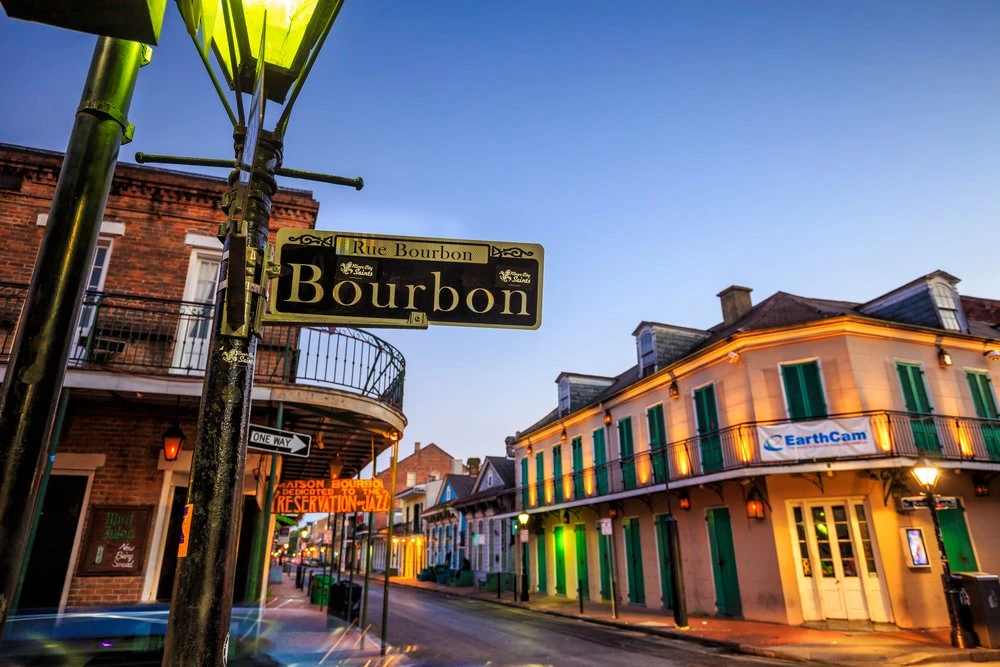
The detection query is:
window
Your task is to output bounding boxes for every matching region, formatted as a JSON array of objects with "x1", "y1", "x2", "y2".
[
  {"x1": 171, "y1": 251, "x2": 220, "y2": 373},
  {"x1": 487, "y1": 470, "x2": 495, "y2": 487},
  {"x1": 535, "y1": 453, "x2": 545, "y2": 505},
  {"x1": 558, "y1": 379, "x2": 571, "y2": 415},
  {"x1": 73, "y1": 237, "x2": 114, "y2": 357},
  {"x1": 639, "y1": 331, "x2": 656, "y2": 377},
  {"x1": 781, "y1": 360, "x2": 828, "y2": 421},
  {"x1": 406, "y1": 472, "x2": 416, "y2": 487},
  {"x1": 646, "y1": 404, "x2": 668, "y2": 482},
  {"x1": 931, "y1": 283, "x2": 962, "y2": 331},
  {"x1": 552, "y1": 445, "x2": 563, "y2": 502},
  {"x1": 967, "y1": 371, "x2": 1000, "y2": 460},
  {"x1": 897, "y1": 362, "x2": 941, "y2": 454}
]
